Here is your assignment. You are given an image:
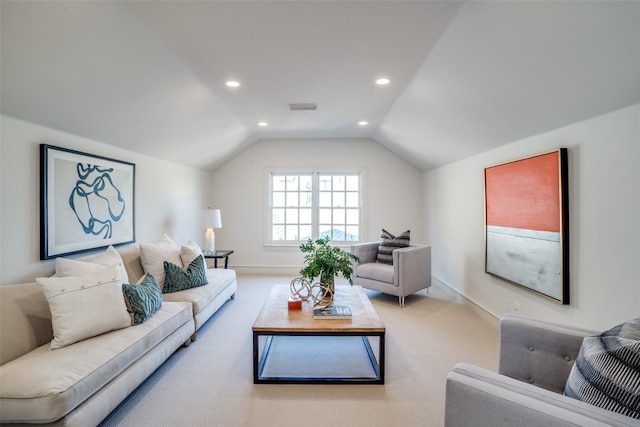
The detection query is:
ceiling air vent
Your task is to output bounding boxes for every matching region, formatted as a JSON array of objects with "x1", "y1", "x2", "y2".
[{"x1": 288, "y1": 103, "x2": 317, "y2": 111}]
